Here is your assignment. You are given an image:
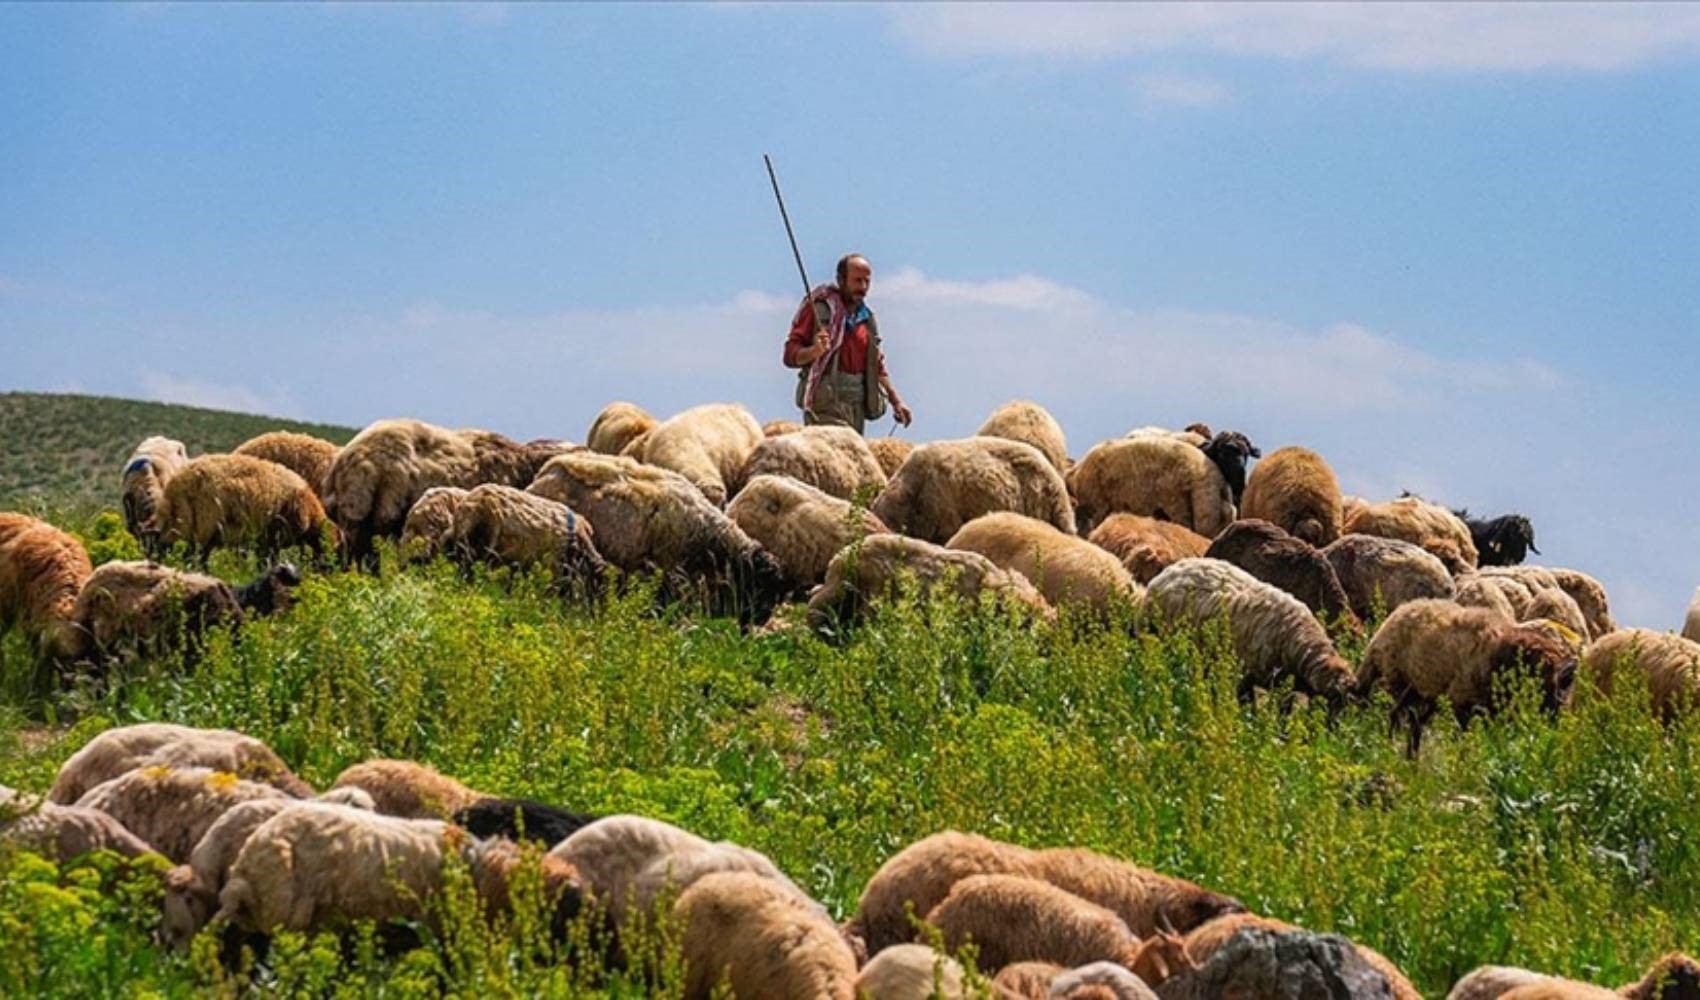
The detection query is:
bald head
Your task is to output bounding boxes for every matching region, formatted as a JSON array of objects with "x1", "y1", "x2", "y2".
[{"x1": 836, "y1": 253, "x2": 872, "y2": 305}]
